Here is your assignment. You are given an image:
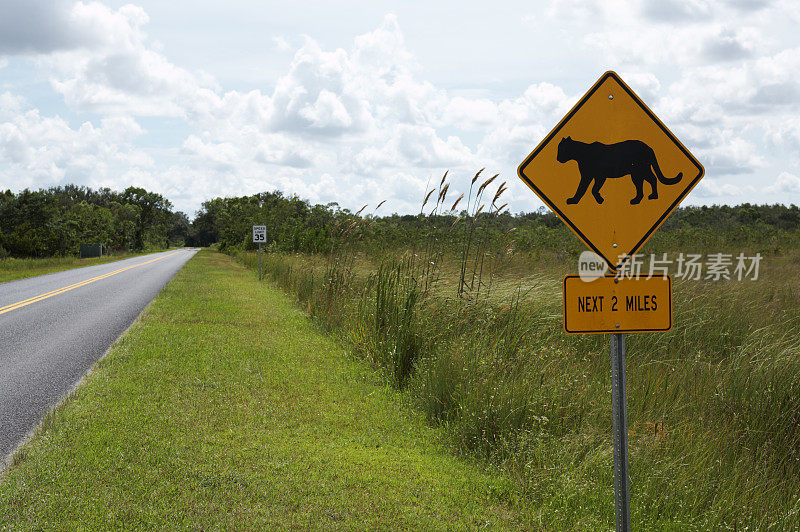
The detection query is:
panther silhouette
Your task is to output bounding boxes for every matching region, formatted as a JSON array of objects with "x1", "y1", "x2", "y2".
[{"x1": 556, "y1": 137, "x2": 682, "y2": 205}]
